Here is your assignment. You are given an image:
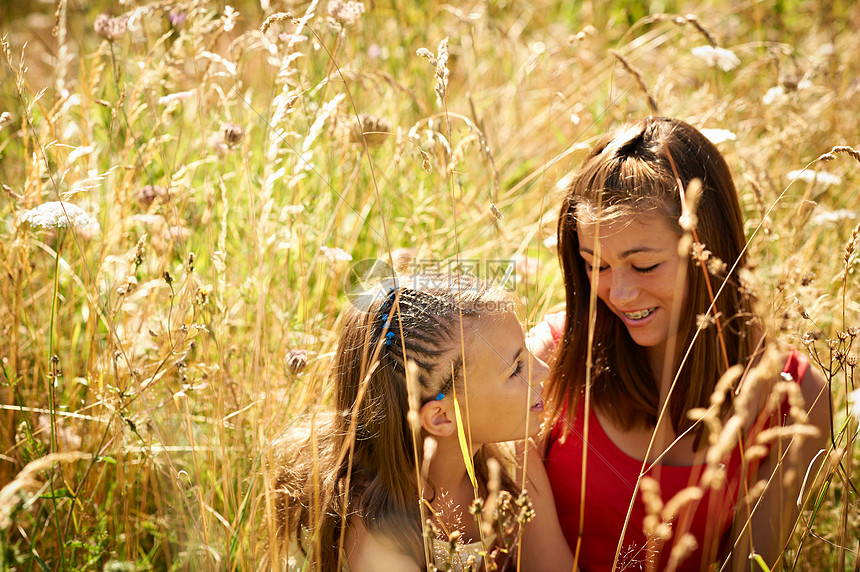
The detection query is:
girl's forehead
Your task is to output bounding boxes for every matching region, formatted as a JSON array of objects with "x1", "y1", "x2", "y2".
[
  {"x1": 576, "y1": 200, "x2": 659, "y2": 222},
  {"x1": 575, "y1": 208, "x2": 675, "y2": 238}
]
